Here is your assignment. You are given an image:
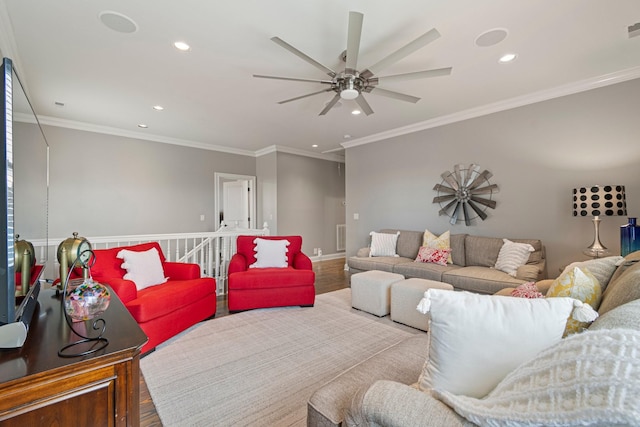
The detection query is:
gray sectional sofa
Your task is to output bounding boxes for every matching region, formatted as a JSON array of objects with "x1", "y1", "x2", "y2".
[
  {"x1": 309, "y1": 252, "x2": 640, "y2": 427},
  {"x1": 347, "y1": 229, "x2": 547, "y2": 295}
]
